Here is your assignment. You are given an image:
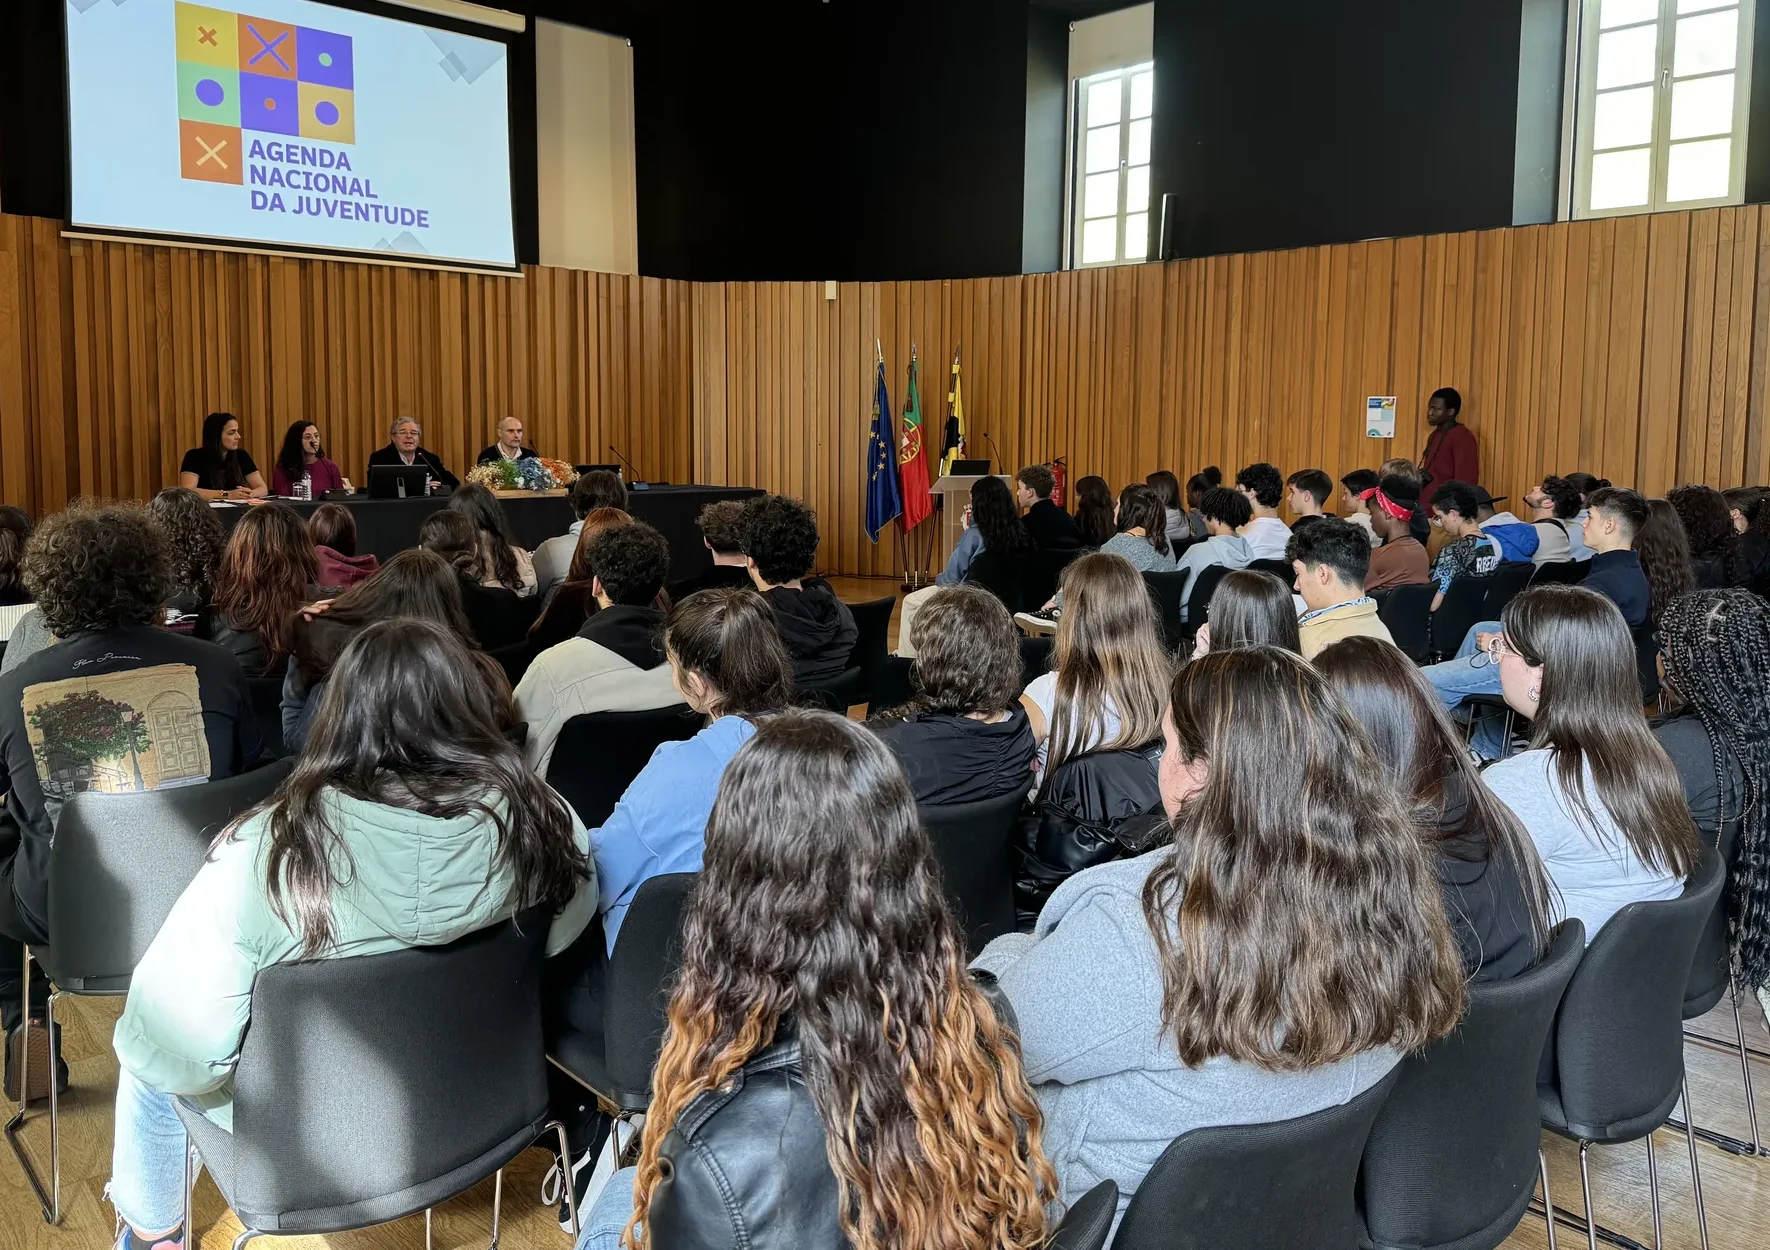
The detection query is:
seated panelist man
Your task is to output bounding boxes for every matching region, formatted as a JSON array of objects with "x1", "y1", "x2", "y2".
[
  {"x1": 477, "y1": 416, "x2": 539, "y2": 467},
  {"x1": 366, "y1": 417, "x2": 459, "y2": 492}
]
